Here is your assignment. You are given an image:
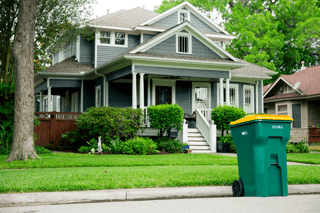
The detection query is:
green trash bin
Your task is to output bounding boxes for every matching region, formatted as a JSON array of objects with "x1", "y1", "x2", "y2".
[{"x1": 229, "y1": 114, "x2": 293, "y2": 197}]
